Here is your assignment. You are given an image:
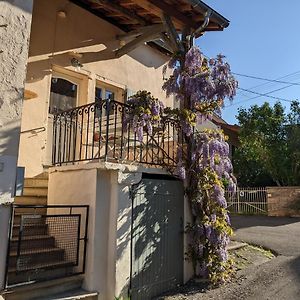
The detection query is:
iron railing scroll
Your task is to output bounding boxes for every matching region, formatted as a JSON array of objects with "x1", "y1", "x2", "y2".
[{"x1": 52, "y1": 98, "x2": 182, "y2": 167}]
